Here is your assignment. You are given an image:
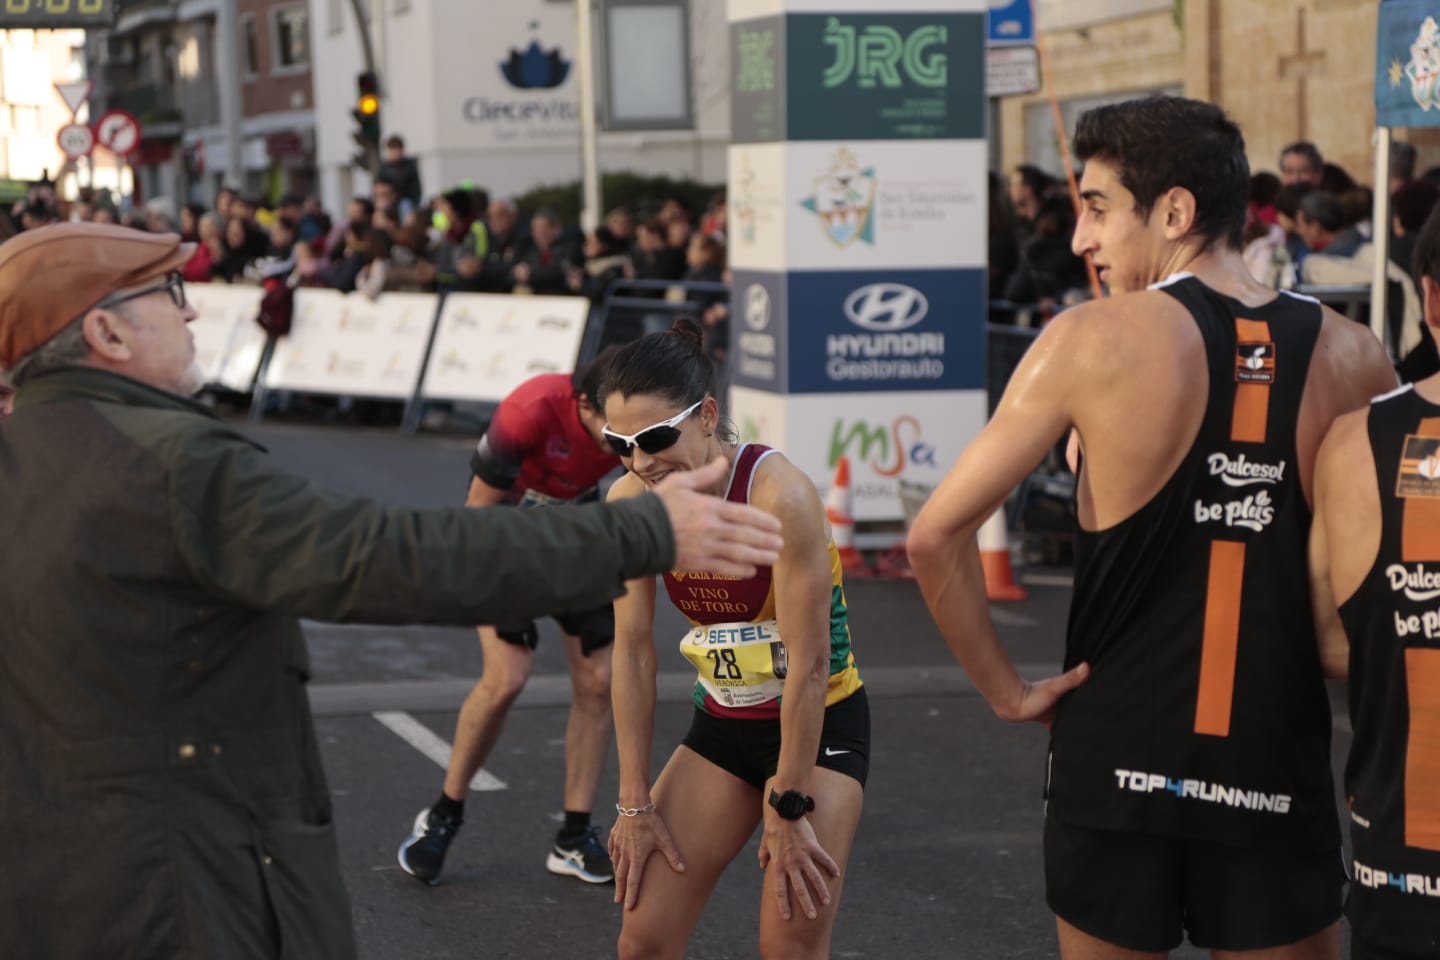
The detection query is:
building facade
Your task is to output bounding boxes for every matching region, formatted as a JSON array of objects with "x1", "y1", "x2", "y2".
[
  {"x1": 994, "y1": 0, "x2": 1408, "y2": 191},
  {"x1": 88, "y1": 0, "x2": 316, "y2": 208},
  {"x1": 308, "y1": 0, "x2": 728, "y2": 214},
  {"x1": 0, "y1": 29, "x2": 88, "y2": 201}
]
